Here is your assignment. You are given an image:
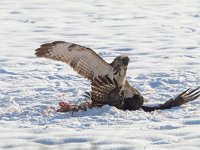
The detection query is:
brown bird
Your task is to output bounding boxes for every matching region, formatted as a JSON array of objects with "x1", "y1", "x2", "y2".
[{"x1": 35, "y1": 41, "x2": 200, "y2": 113}]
